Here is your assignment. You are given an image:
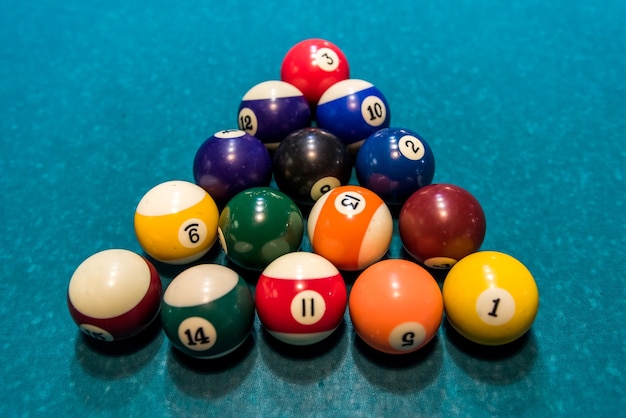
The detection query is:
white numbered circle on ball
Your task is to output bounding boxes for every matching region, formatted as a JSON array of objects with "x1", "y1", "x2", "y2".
[
  {"x1": 214, "y1": 129, "x2": 245, "y2": 139},
  {"x1": 311, "y1": 176, "x2": 341, "y2": 201},
  {"x1": 424, "y1": 256, "x2": 458, "y2": 270},
  {"x1": 398, "y1": 135, "x2": 426, "y2": 161},
  {"x1": 237, "y1": 107, "x2": 258, "y2": 136},
  {"x1": 217, "y1": 227, "x2": 228, "y2": 255},
  {"x1": 388, "y1": 322, "x2": 426, "y2": 351},
  {"x1": 178, "y1": 317, "x2": 217, "y2": 351},
  {"x1": 290, "y1": 290, "x2": 326, "y2": 325},
  {"x1": 334, "y1": 191, "x2": 366, "y2": 216},
  {"x1": 476, "y1": 287, "x2": 516, "y2": 326},
  {"x1": 79, "y1": 324, "x2": 114, "y2": 342},
  {"x1": 178, "y1": 218, "x2": 208, "y2": 248},
  {"x1": 360, "y1": 96, "x2": 387, "y2": 127},
  {"x1": 315, "y1": 48, "x2": 340, "y2": 72}
]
